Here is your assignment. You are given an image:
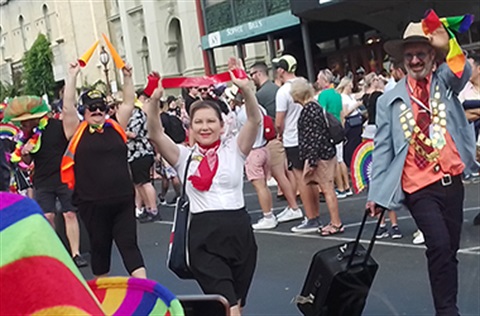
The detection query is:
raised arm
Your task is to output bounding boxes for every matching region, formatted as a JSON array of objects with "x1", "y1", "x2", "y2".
[
  {"x1": 231, "y1": 58, "x2": 262, "y2": 156},
  {"x1": 145, "y1": 73, "x2": 180, "y2": 166},
  {"x1": 63, "y1": 62, "x2": 81, "y2": 139},
  {"x1": 116, "y1": 65, "x2": 135, "y2": 130}
]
